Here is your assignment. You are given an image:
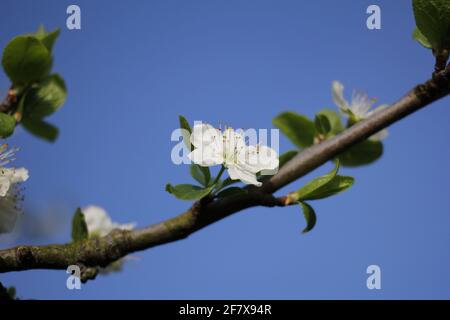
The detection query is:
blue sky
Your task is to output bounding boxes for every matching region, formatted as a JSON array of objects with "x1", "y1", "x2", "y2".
[{"x1": 1, "y1": 0, "x2": 450, "y2": 299}]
